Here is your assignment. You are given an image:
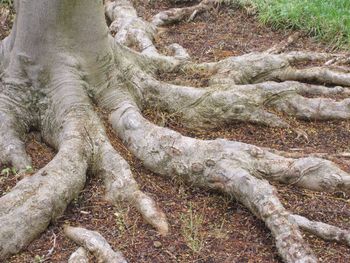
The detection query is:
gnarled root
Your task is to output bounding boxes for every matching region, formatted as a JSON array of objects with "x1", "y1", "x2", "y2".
[
  {"x1": 0, "y1": 138, "x2": 88, "y2": 259},
  {"x1": 2, "y1": 0, "x2": 350, "y2": 261},
  {"x1": 152, "y1": 0, "x2": 219, "y2": 27},
  {"x1": 103, "y1": 93, "x2": 350, "y2": 262},
  {"x1": 96, "y1": 142, "x2": 168, "y2": 235},
  {"x1": 130, "y1": 70, "x2": 350, "y2": 130},
  {"x1": 0, "y1": 80, "x2": 32, "y2": 169},
  {"x1": 68, "y1": 247, "x2": 89, "y2": 263},
  {"x1": 64, "y1": 226, "x2": 127, "y2": 263},
  {"x1": 0, "y1": 66, "x2": 167, "y2": 259},
  {"x1": 105, "y1": 0, "x2": 189, "y2": 62},
  {"x1": 290, "y1": 215, "x2": 350, "y2": 246}
]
